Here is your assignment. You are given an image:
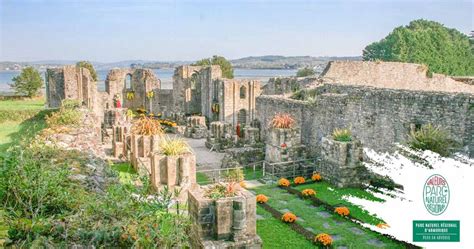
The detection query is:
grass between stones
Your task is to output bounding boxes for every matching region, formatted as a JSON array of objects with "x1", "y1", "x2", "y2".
[
  {"x1": 293, "y1": 181, "x2": 386, "y2": 225},
  {"x1": 111, "y1": 162, "x2": 138, "y2": 185},
  {"x1": 256, "y1": 206, "x2": 315, "y2": 249},
  {"x1": 254, "y1": 185, "x2": 405, "y2": 249}
]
